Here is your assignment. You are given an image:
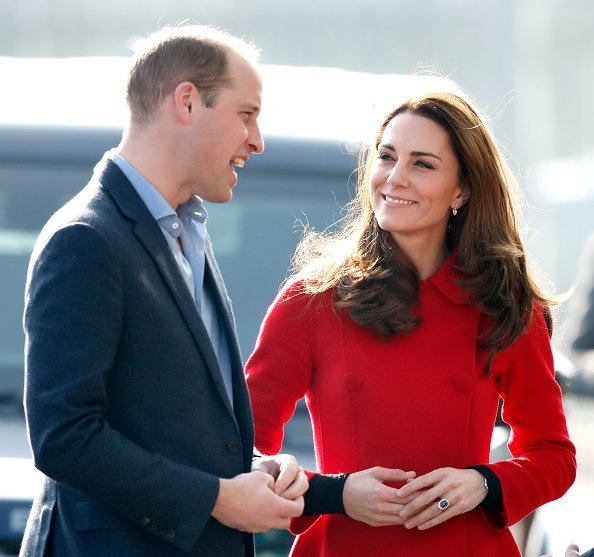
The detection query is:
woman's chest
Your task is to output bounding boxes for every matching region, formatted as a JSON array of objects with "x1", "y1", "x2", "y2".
[
  {"x1": 310, "y1": 287, "x2": 484, "y2": 401},
  {"x1": 305, "y1": 288, "x2": 500, "y2": 469}
]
